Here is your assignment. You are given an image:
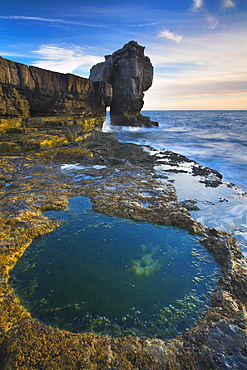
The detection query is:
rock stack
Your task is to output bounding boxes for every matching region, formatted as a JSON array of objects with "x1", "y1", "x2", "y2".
[{"x1": 90, "y1": 41, "x2": 158, "y2": 126}]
